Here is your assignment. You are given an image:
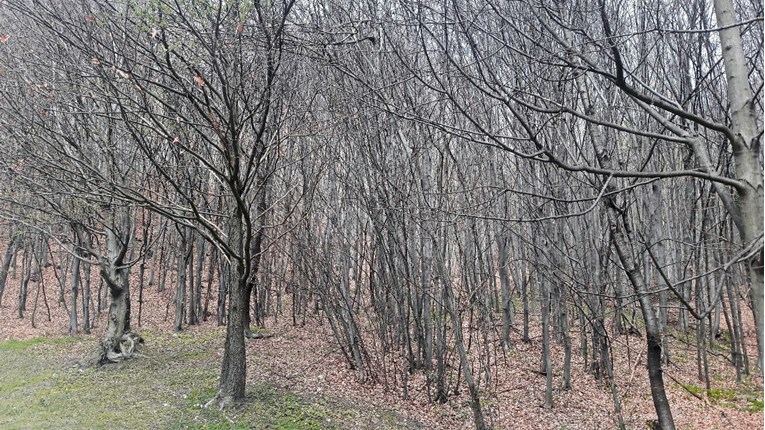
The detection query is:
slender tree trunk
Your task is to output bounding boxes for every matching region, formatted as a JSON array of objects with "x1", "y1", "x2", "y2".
[
  {"x1": 609, "y1": 209, "x2": 675, "y2": 430},
  {"x1": 217, "y1": 258, "x2": 228, "y2": 326},
  {"x1": 204, "y1": 248, "x2": 217, "y2": 321},
  {"x1": 244, "y1": 178, "x2": 268, "y2": 335},
  {"x1": 443, "y1": 275, "x2": 486, "y2": 430},
  {"x1": 175, "y1": 227, "x2": 190, "y2": 331},
  {"x1": 561, "y1": 283, "x2": 571, "y2": 391},
  {"x1": 498, "y1": 235, "x2": 513, "y2": 350},
  {"x1": 0, "y1": 236, "x2": 18, "y2": 306},
  {"x1": 540, "y1": 273, "x2": 554, "y2": 409},
  {"x1": 82, "y1": 257, "x2": 91, "y2": 334},
  {"x1": 191, "y1": 234, "x2": 206, "y2": 325},
  {"x1": 69, "y1": 242, "x2": 81, "y2": 335},
  {"x1": 18, "y1": 246, "x2": 30, "y2": 319}
]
